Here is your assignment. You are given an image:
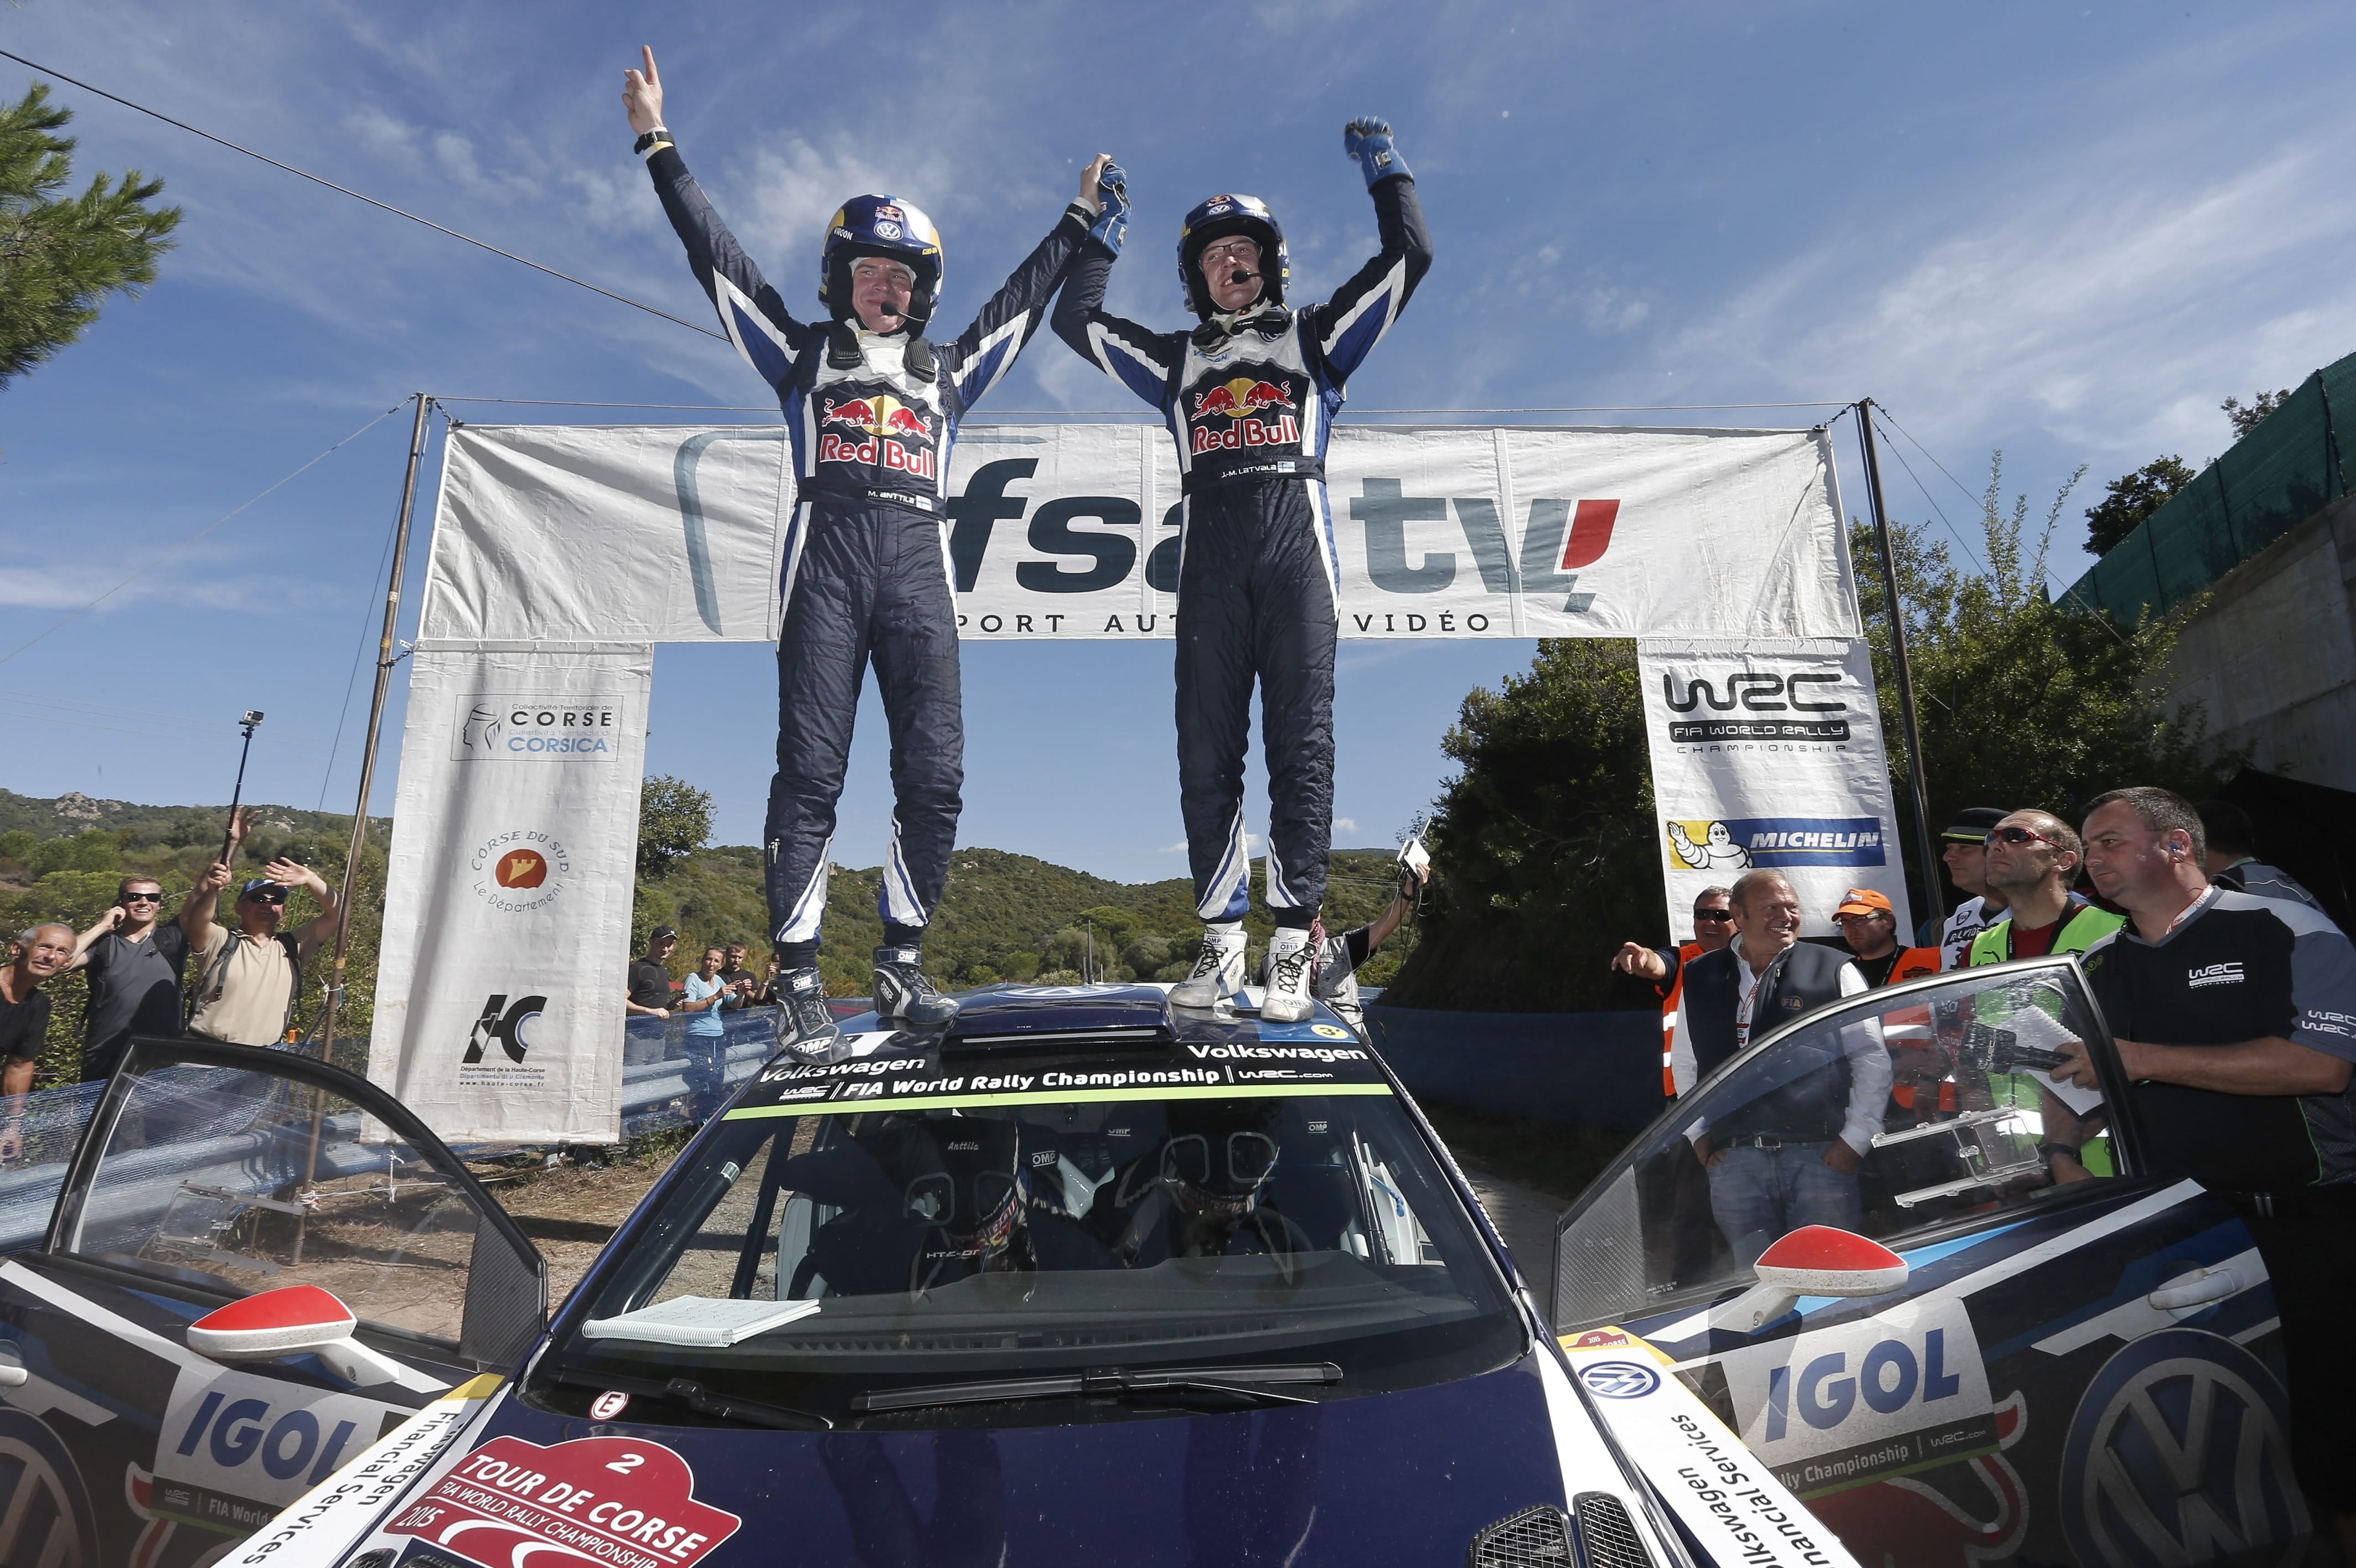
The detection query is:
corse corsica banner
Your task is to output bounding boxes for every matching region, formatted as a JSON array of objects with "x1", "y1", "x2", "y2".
[
  {"x1": 1637, "y1": 639, "x2": 1910, "y2": 943},
  {"x1": 368, "y1": 646, "x2": 649, "y2": 1143},
  {"x1": 421, "y1": 422, "x2": 1859, "y2": 644}
]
